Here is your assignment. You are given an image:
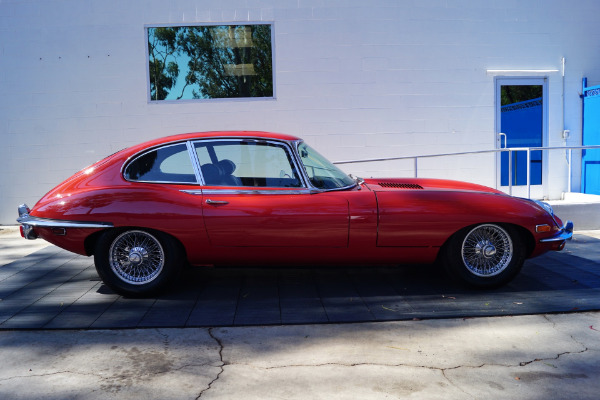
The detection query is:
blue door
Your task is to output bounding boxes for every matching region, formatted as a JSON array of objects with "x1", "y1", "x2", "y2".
[
  {"x1": 500, "y1": 97, "x2": 543, "y2": 185},
  {"x1": 582, "y1": 78, "x2": 600, "y2": 195},
  {"x1": 496, "y1": 78, "x2": 547, "y2": 195}
]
